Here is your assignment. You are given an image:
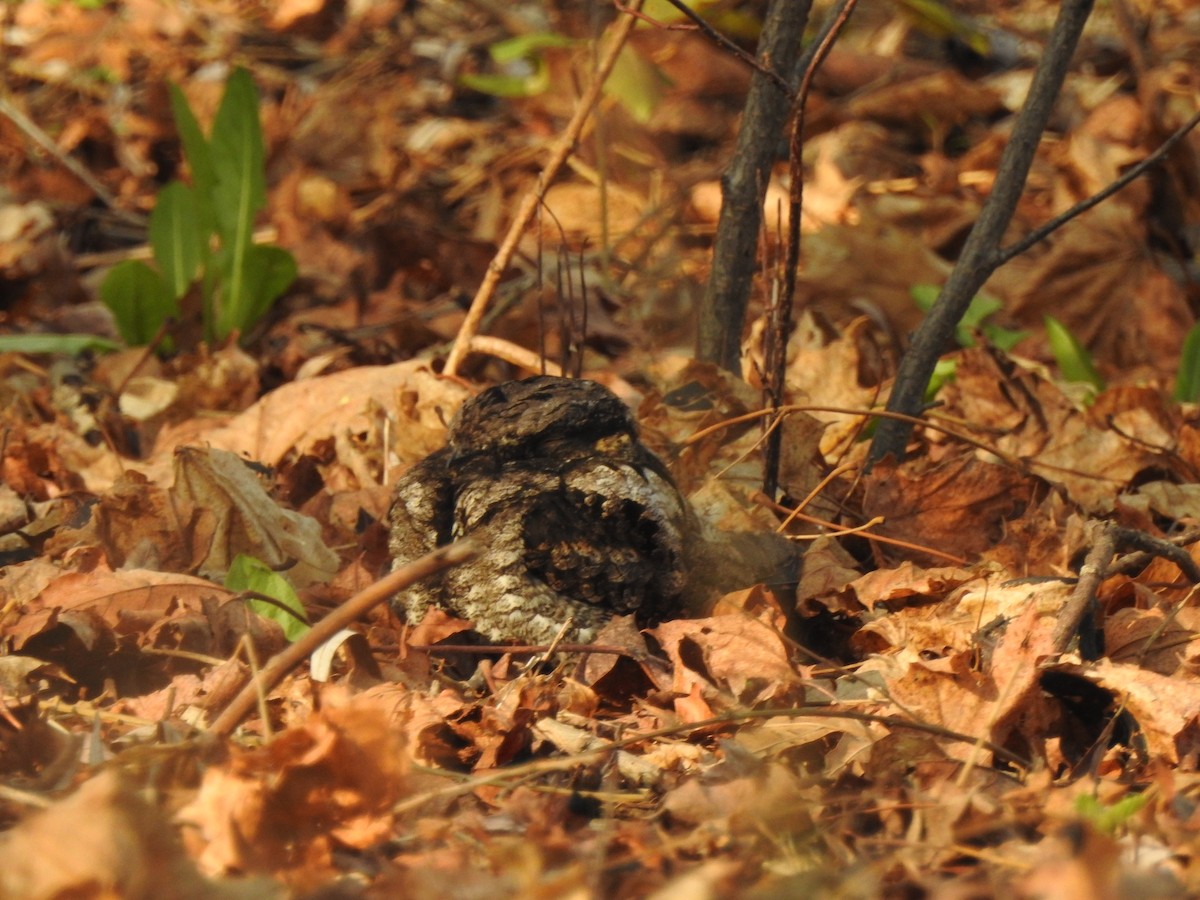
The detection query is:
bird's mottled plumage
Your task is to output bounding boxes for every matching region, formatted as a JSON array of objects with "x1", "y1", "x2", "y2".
[{"x1": 387, "y1": 376, "x2": 692, "y2": 645}]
